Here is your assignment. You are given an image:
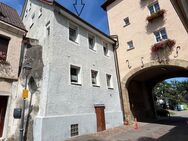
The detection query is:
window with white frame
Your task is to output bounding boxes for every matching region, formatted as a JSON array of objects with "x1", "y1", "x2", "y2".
[
  {"x1": 30, "y1": 13, "x2": 35, "y2": 28},
  {"x1": 148, "y1": 2, "x2": 160, "y2": 14},
  {"x1": 91, "y1": 70, "x2": 99, "y2": 86},
  {"x1": 106, "y1": 74, "x2": 113, "y2": 89},
  {"x1": 103, "y1": 42, "x2": 109, "y2": 56},
  {"x1": 88, "y1": 34, "x2": 95, "y2": 50},
  {"x1": 154, "y1": 28, "x2": 168, "y2": 42},
  {"x1": 124, "y1": 17, "x2": 130, "y2": 27},
  {"x1": 69, "y1": 23, "x2": 78, "y2": 43},
  {"x1": 70, "y1": 65, "x2": 81, "y2": 84},
  {"x1": 127, "y1": 40, "x2": 134, "y2": 50},
  {"x1": 38, "y1": 7, "x2": 42, "y2": 18},
  {"x1": 25, "y1": 9, "x2": 28, "y2": 18},
  {"x1": 71, "y1": 124, "x2": 79, "y2": 137},
  {"x1": 46, "y1": 21, "x2": 50, "y2": 36},
  {"x1": 29, "y1": 3, "x2": 32, "y2": 11}
]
